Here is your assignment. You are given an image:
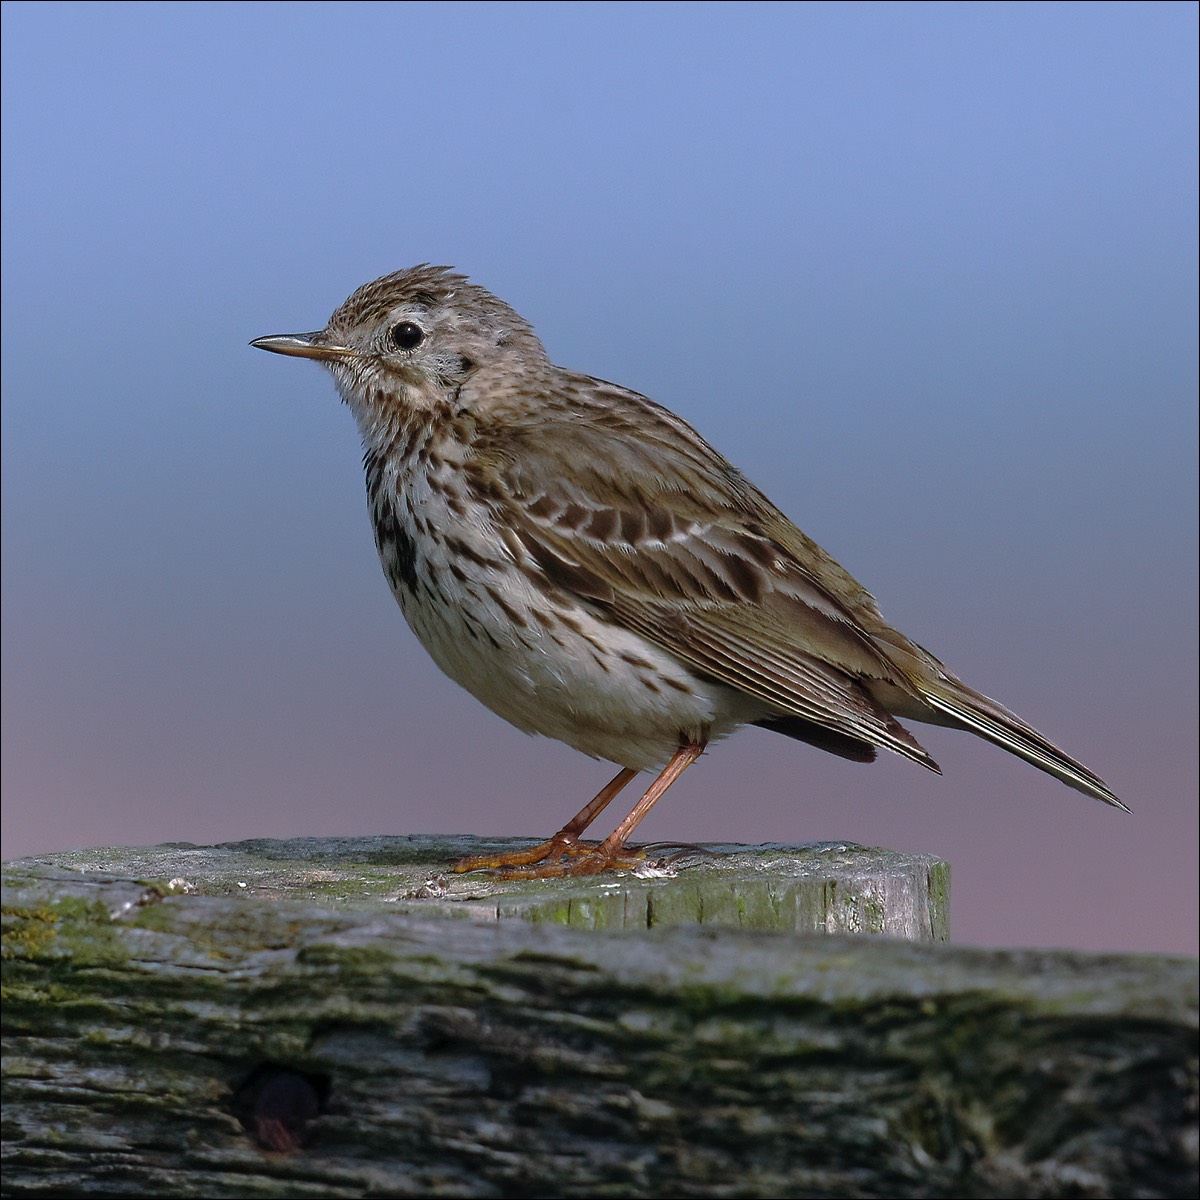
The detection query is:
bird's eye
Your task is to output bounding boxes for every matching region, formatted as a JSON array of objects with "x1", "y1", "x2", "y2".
[{"x1": 389, "y1": 321, "x2": 425, "y2": 351}]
